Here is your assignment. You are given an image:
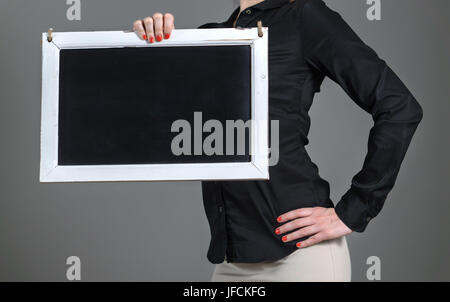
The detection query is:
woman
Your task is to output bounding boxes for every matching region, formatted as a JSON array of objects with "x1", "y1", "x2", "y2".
[{"x1": 132, "y1": 0, "x2": 423, "y2": 282}]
